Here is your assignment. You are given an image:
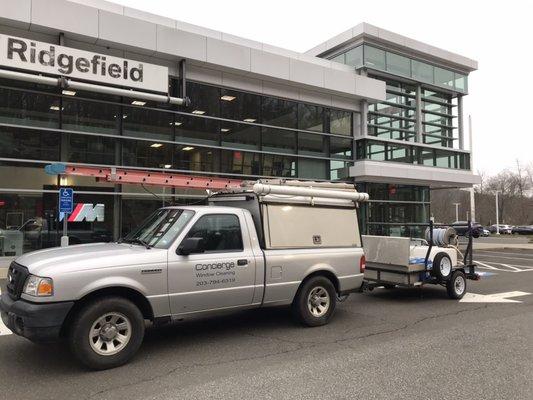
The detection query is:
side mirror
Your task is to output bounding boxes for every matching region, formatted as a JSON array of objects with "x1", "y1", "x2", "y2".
[{"x1": 177, "y1": 237, "x2": 205, "y2": 256}]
